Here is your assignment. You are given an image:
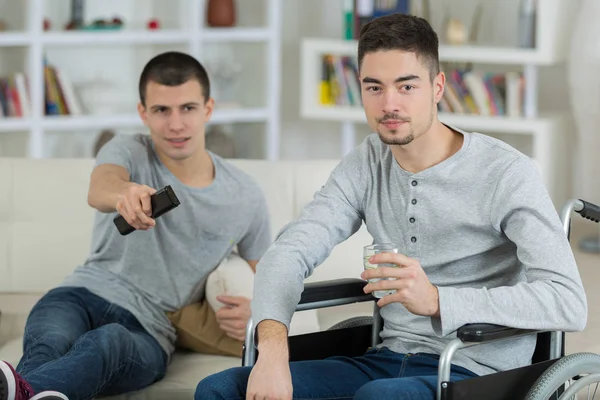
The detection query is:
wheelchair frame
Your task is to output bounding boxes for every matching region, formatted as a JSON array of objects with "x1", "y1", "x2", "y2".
[{"x1": 243, "y1": 198, "x2": 600, "y2": 400}]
